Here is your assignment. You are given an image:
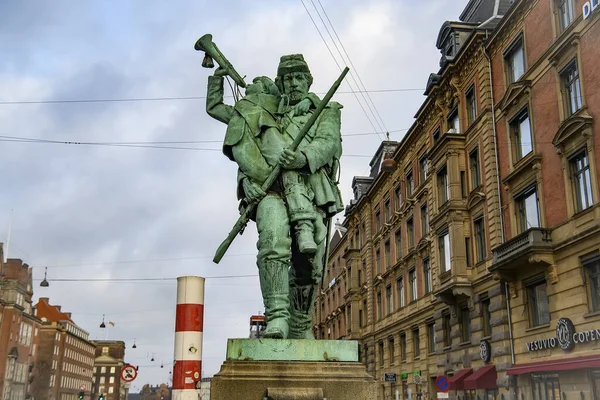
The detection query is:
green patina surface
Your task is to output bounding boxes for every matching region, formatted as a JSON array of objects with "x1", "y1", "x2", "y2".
[{"x1": 226, "y1": 338, "x2": 358, "y2": 362}]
